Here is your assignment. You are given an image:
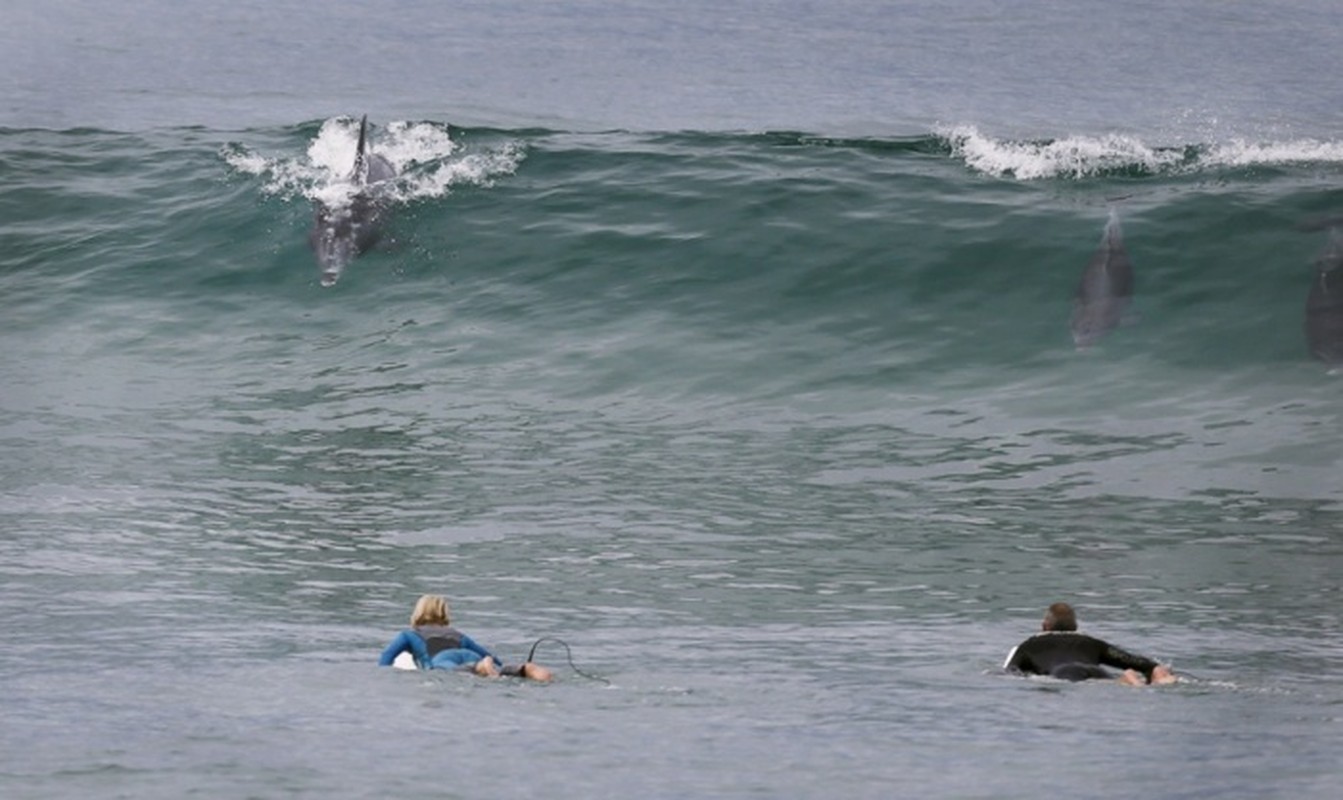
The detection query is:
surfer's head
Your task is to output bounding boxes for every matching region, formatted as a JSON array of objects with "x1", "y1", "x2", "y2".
[
  {"x1": 1042, "y1": 602, "x2": 1077, "y2": 632},
  {"x1": 411, "y1": 594, "x2": 450, "y2": 627}
]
